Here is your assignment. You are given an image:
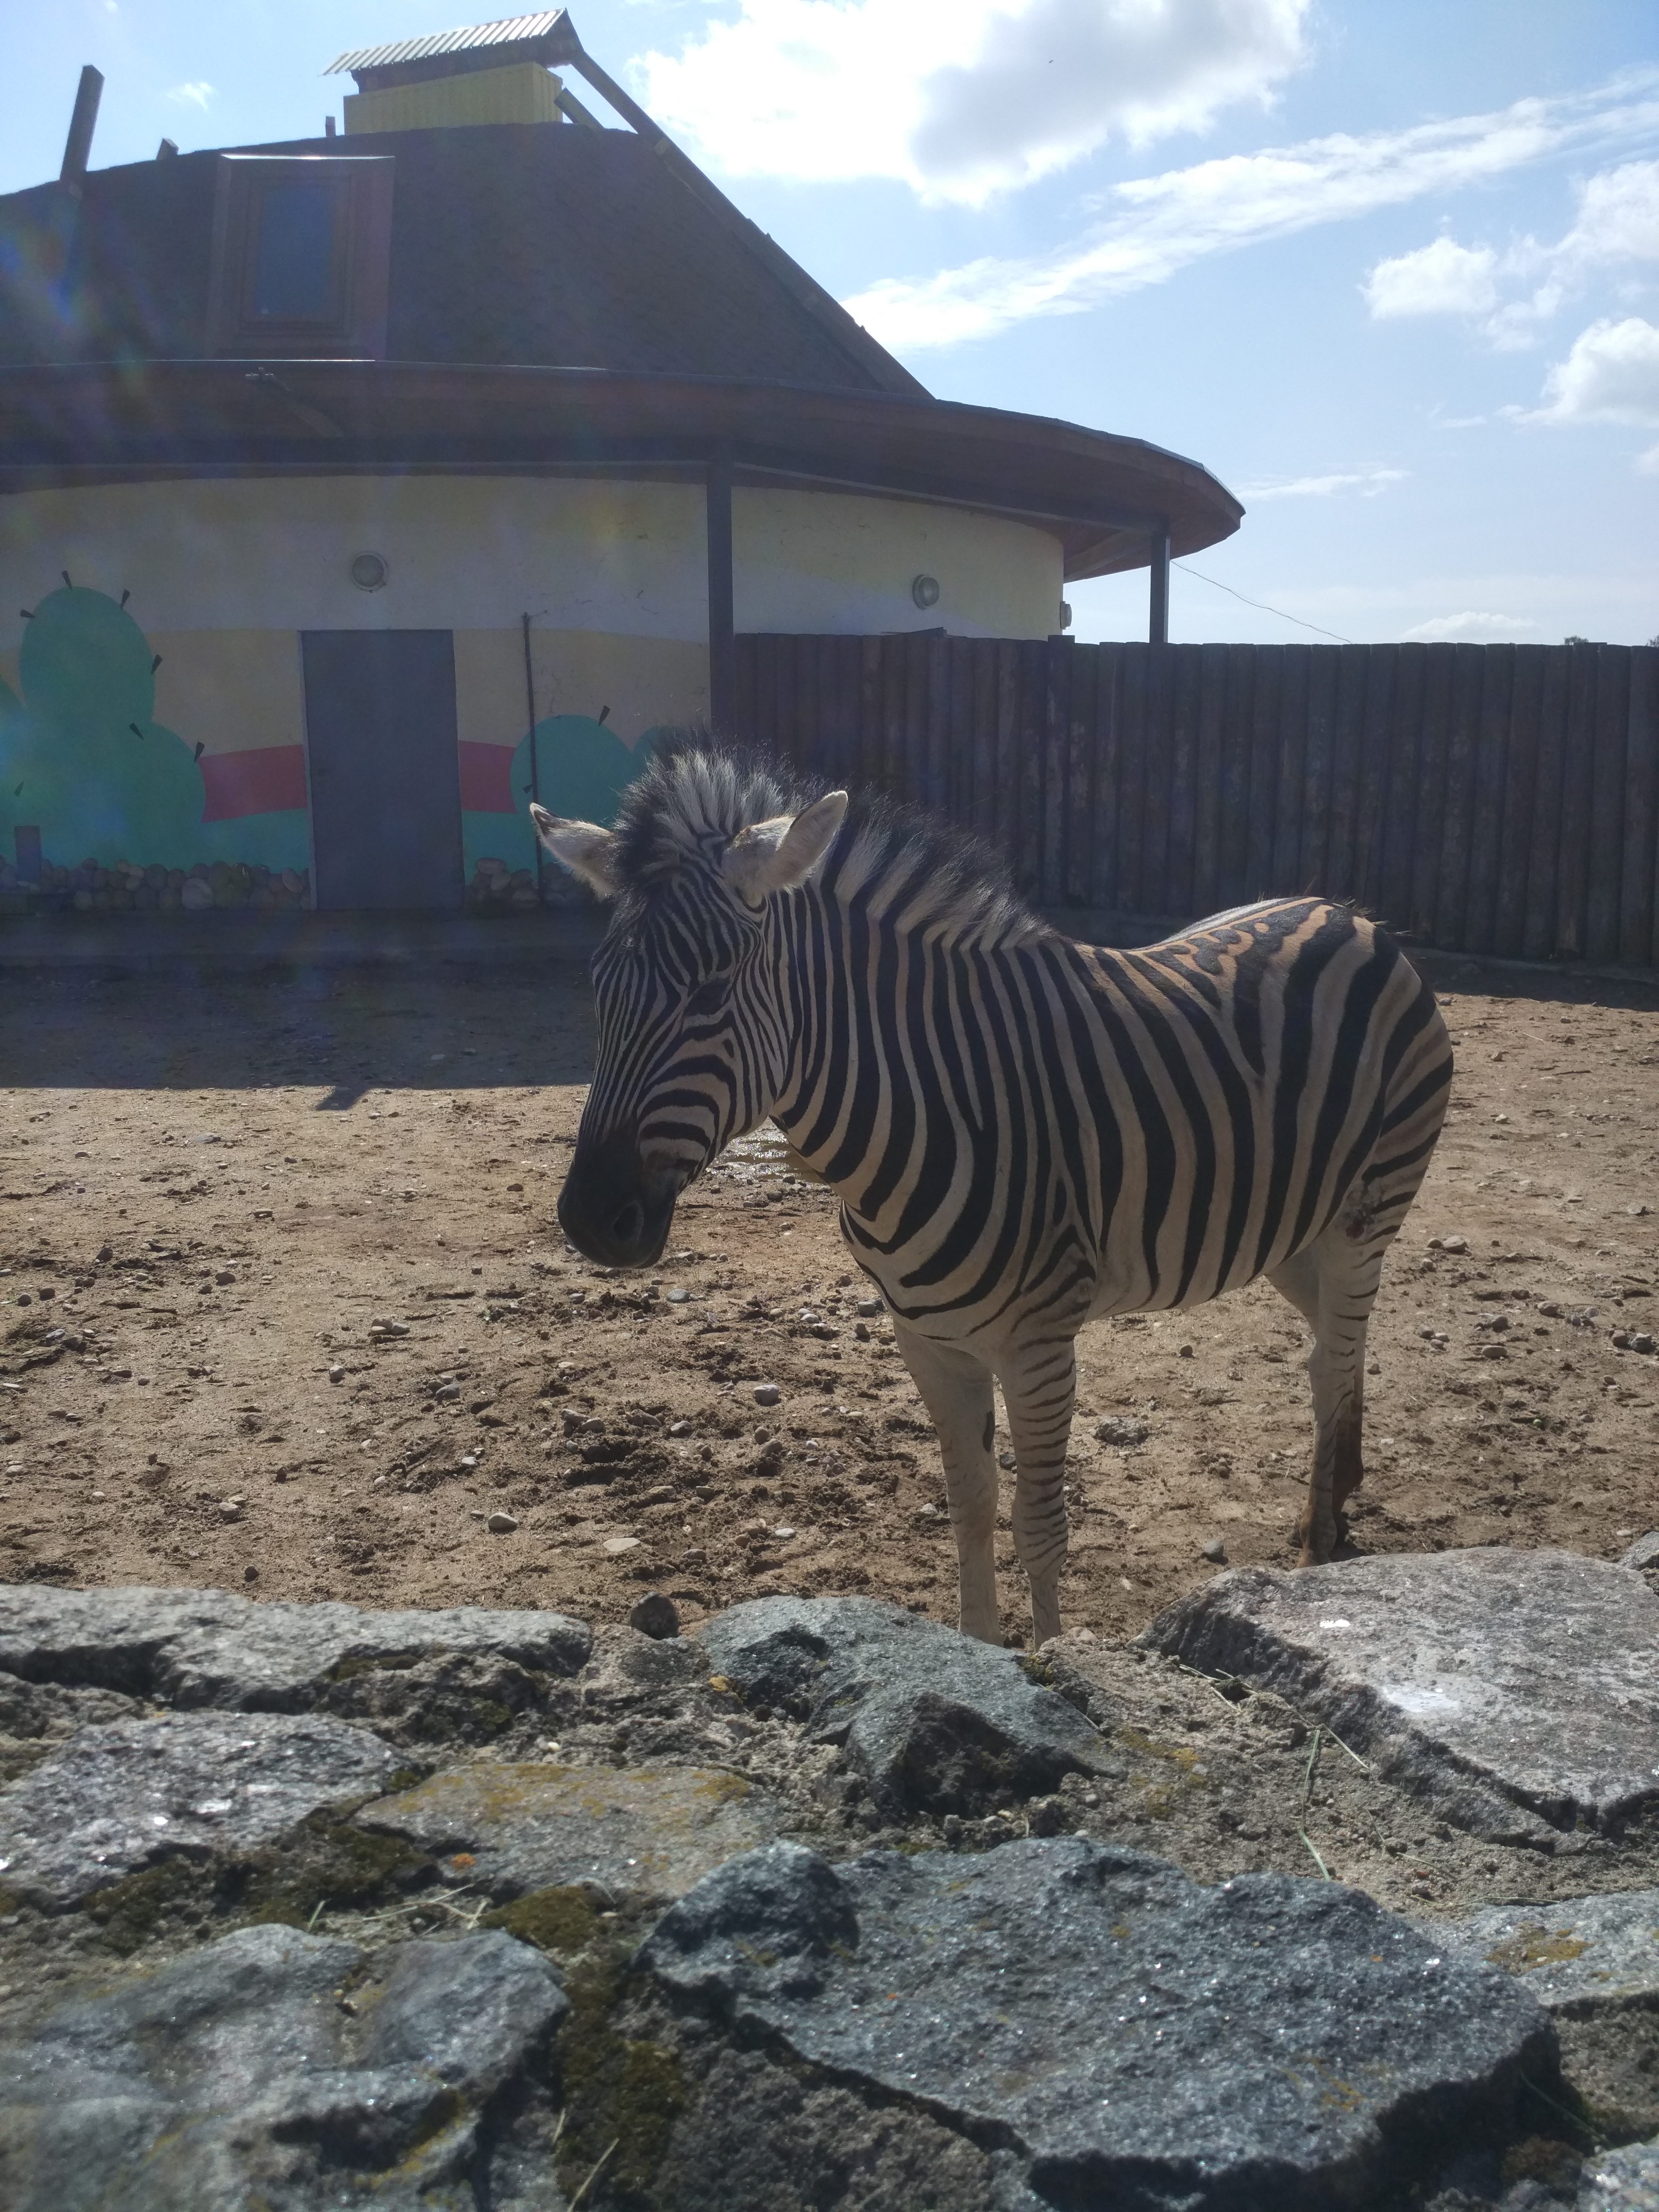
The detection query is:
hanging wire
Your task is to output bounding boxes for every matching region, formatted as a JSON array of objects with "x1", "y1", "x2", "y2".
[{"x1": 1174, "y1": 563, "x2": 1354, "y2": 644}]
